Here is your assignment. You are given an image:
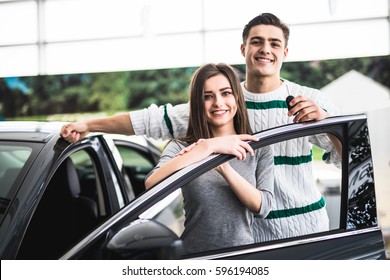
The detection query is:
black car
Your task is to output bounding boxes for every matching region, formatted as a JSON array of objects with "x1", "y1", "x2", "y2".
[
  {"x1": 0, "y1": 115, "x2": 386, "y2": 260},
  {"x1": 0, "y1": 121, "x2": 161, "y2": 259}
]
